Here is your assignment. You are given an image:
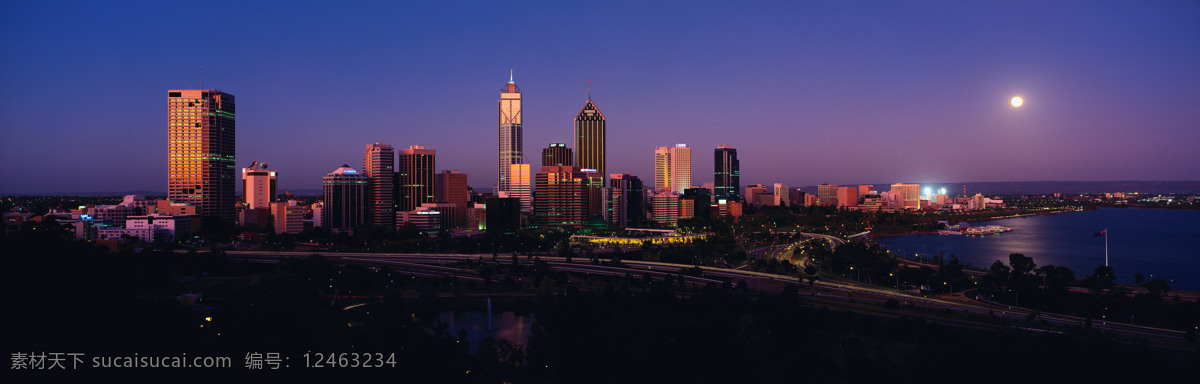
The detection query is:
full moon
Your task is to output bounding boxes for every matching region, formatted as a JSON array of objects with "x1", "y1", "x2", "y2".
[{"x1": 1011, "y1": 96, "x2": 1023, "y2": 107}]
